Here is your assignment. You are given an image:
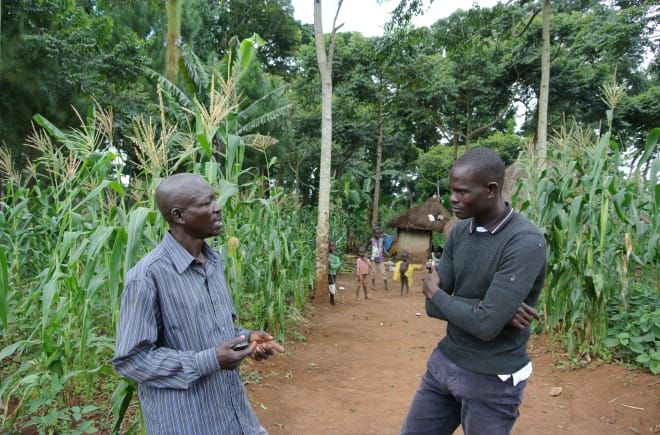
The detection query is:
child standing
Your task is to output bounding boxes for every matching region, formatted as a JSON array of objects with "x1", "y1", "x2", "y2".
[
  {"x1": 355, "y1": 247, "x2": 371, "y2": 300},
  {"x1": 328, "y1": 240, "x2": 341, "y2": 305},
  {"x1": 393, "y1": 251, "x2": 413, "y2": 295},
  {"x1": 366, "y1": 227, "x2": 389, "y2": 290}
]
